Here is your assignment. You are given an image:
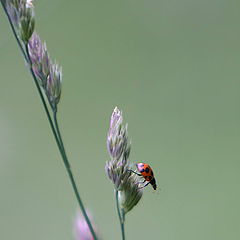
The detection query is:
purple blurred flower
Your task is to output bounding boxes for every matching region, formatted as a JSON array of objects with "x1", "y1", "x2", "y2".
[{"x1": 74, "y1": 212, "x2": 99, "y2": 240}]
